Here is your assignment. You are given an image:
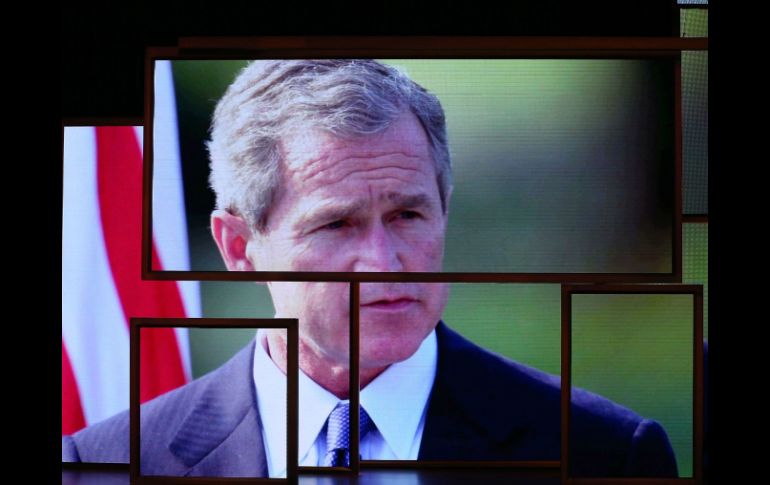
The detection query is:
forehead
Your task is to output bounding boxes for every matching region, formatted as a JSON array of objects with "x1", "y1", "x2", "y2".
[{"x1": 278, "y1": 111, "x2": 435, "y2": 192}]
